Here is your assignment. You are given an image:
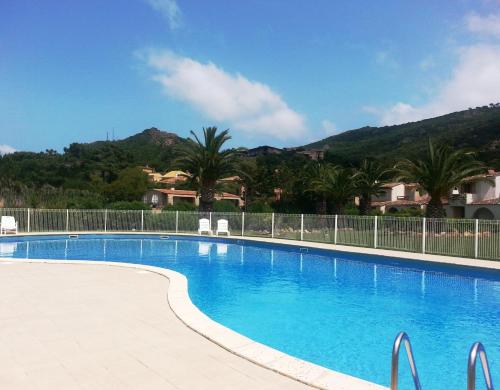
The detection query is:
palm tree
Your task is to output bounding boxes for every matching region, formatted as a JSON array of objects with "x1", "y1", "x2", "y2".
[
  {"x1": 354, "y1": 159, "x2": 392, "y2": 215},
  {"x1": 309, "y1": 165, "x2": 356, "y2": 214},
  {"x1": 175, "y1": 127, "x2": 241, "y2": 212},
  {"x1": 394, "y1": 139, "x2": 486, "y2": 218}
]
